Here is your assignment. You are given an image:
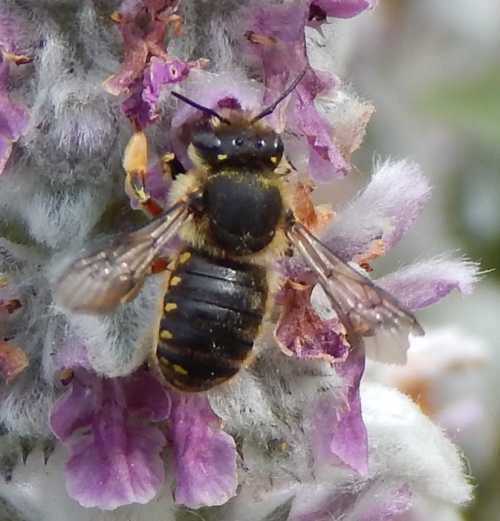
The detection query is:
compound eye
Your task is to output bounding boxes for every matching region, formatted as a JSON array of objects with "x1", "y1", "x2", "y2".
[
  {"x1": 192, "y1": 131, "x2": 222, "y2": 151},
  {"x1": 274, "y1": 137, "x2": 284, "y2": 154}
]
